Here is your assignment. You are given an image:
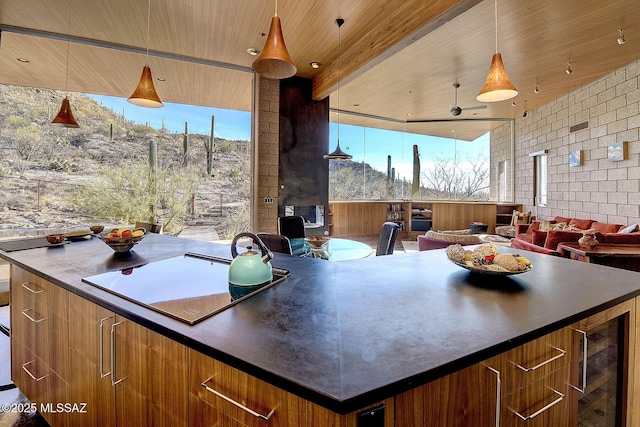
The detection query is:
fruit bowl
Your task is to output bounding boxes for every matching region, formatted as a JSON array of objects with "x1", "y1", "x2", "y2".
[
  {"x1": 305, "y1": 236, "x2": 330, "y2": 249},
  {"x1": 100, "y1": 228, "x2": 147, "y2": 253}
]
